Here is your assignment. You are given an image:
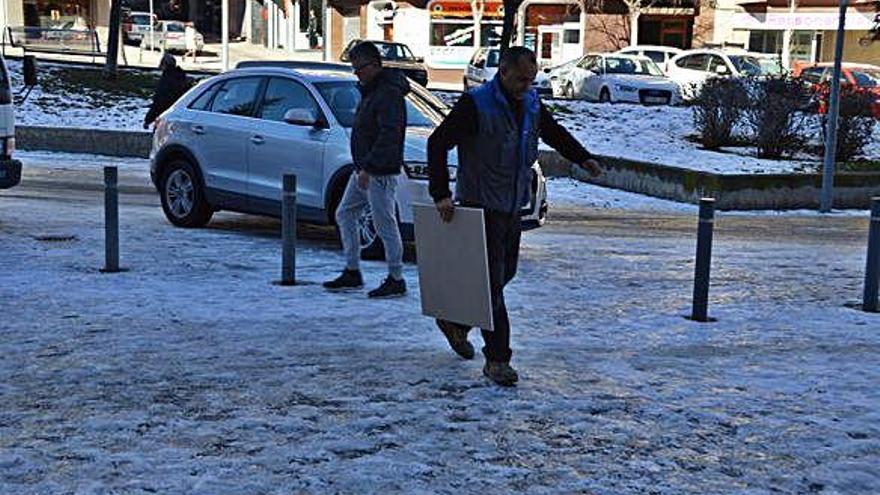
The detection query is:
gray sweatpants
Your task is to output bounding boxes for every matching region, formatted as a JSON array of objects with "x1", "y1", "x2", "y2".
[{"x1": 335, "y1": 173, "x2": 404, "y2": 280}]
